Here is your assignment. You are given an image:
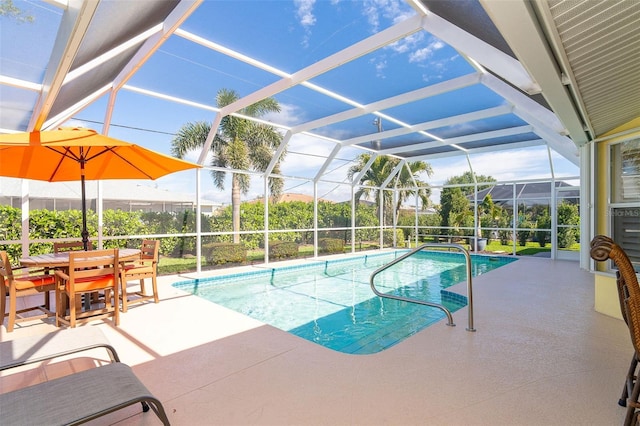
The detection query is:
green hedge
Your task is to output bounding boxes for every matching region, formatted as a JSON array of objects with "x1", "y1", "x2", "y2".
[
  {"x1": 202, "y1": 242, "x2": 247, "y2": 265},
  {"x1": 383, "y1": 229, "x2": 405, "y2": 245},
  {"x1": 318, "y1": 238, "x2": 344, "y2": 254},
  {"x1": 269, "y1": 241, "x2": 298, "y2": 260}
]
